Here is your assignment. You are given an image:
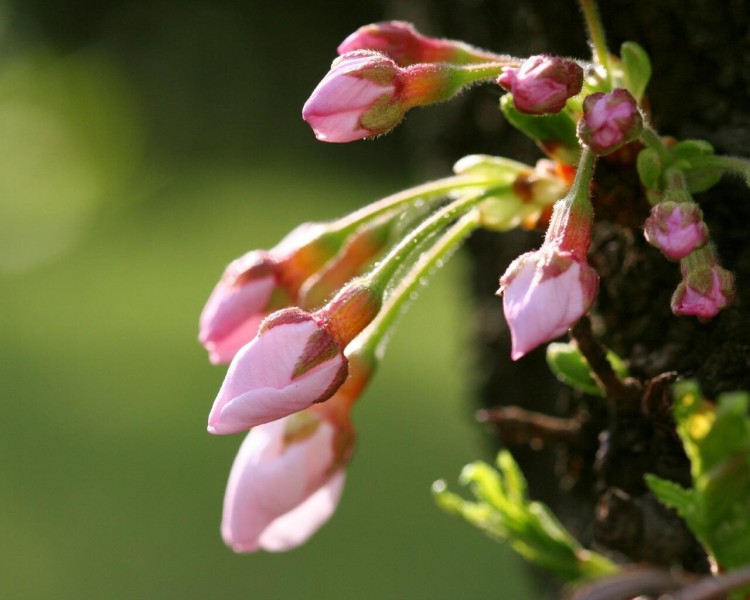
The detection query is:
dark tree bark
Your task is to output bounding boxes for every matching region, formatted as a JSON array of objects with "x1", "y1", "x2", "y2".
[{"x1": 390, "y1": 0, "x2": 750, "y2": 594}]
